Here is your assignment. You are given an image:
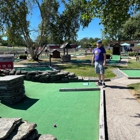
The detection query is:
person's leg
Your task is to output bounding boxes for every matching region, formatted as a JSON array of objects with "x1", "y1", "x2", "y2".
[
  {"x1": 95, "y1": 61, "x2": 102, "y2": 85},
  {"x1": 101, "y1": 74, "x2": 105, "y2": 81},
  {"x1": 98, "y1": 74, "x2": 101, "y2": 81},
  {"x1": 99, "y1": 61, "x2": 106, "y2": 87}
]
